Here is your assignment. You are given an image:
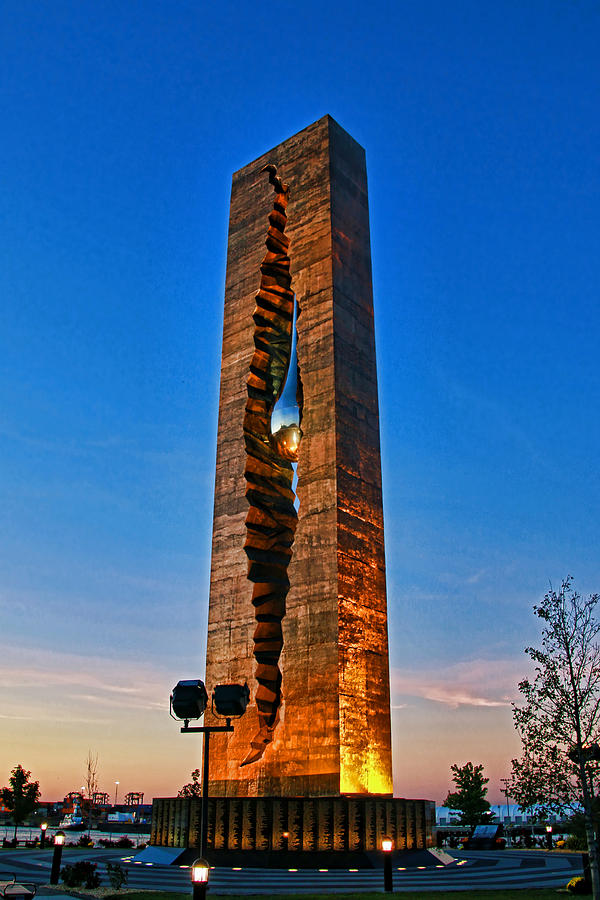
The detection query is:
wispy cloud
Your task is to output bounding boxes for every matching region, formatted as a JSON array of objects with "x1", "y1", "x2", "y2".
[
  {"x1": 391, "y1": 656, "x2": 532, "y2": 709},
  {"x1": 0, "y1": 646, "x2": 175, "y2": 719}
]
